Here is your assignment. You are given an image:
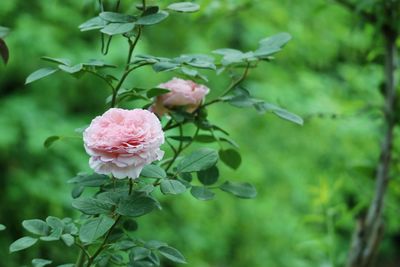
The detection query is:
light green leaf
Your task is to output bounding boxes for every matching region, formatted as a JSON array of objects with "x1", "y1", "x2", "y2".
[
  {"x1": 254, "y1": 102, "x2": 303, "y2": 125},
  {"x1": 190, "y1": 186, "x2": 215, "y2": 201},
  {"x1": 159, "y1": 246, "x2": 187, "y2": 264},
  {"x1": 219, "y1": 181, "x2": 257, "y2": 199},
  {"x1": 152, "y1": 61, "x2": 180, "y2": 72},
  {"x1": 0, "y1": 26, "x2": 9, "y2": 38},
  {"x1": 167, "y1": 2, "x2": 200, "y2": 13},
  {"x1": 41, "y1": 56, "x2": 71, "y2": 66},
  {"x1": 130, "y1": 247, "x2": 151, "y2": 261},
  {"x1": 61, "y1": 234, "x2": 74, "y2": 247},
  {"x1": 176, "y1": 148, "x2": 218, "y2": 173},
  {"x1": 58, "y1": 64, "x2": 83, "y2": 74},
  {"x1": 25, "y1": 68, "x2": 59, "y2": 84},
  {"x1": 9, "y1": 237, "x2": 38, "y2": 253},
  {"x1": 219, "y1": 149, "x2": 241, "y2": 170},
  {"x1": 99, "y1": 12, "x2": 135, "y2": 23},
  {"x1": 79, "y1": 216, "x2": 115, "y2": 244},
  {"x1": 141, "y1": 165, "x2": 166, "y2": 179},
  {"x1": 79, "y1": 16, "x2": 105, "y2": 31},
  {"x1": 160, "y1": 179, "x2": 187, "y2": 195},
  {"x1": 22, "y1": 219, "x2": 49, "y2": 236},
  {"x1": 100, "y1": 22, "x2": 135, "y2": 35},
  {"x1": 32, "y1": 259, "x2": 52, "y2": 267},
  {"x1": 0, "y1": 224, "x2": 5, "y2": 231},
  {"x1": 136, "y1": 11, "x2": 169, "y2": 25}
]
